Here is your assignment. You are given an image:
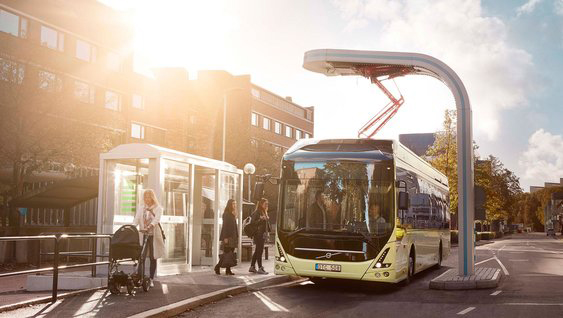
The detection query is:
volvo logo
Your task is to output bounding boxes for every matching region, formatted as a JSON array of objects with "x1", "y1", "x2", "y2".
[{"x1": 316, "y1": 252, "x2": 341, "y2": 259}]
